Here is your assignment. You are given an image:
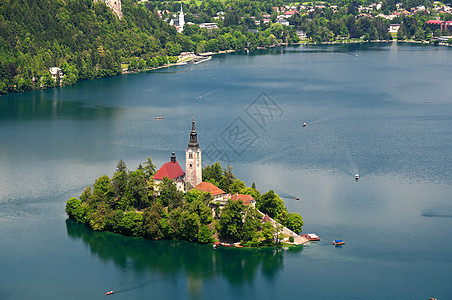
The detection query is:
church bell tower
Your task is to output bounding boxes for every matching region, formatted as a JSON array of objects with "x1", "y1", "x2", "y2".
[{"x1": 185, "y1": 116, "x2": 202, "y2": 189}]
